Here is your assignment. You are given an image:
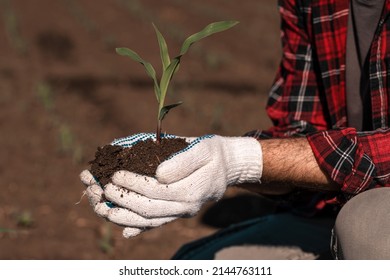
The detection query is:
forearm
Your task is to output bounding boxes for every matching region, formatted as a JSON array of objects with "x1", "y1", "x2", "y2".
[{"x1": 240, "y1": 137, "x2": 339, "y2": 195}]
